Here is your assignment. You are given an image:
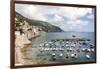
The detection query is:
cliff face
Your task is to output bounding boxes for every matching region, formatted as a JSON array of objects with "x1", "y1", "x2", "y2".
[
  {"x1": 15, "y1": 12, "x2": 63, "y2": 32},
  {"x1": 15, "y1": 12, "x2": 41, "y2": 65},
  {"x1": 15, "y1": 12, "x2": 63, "y2": 65}
]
